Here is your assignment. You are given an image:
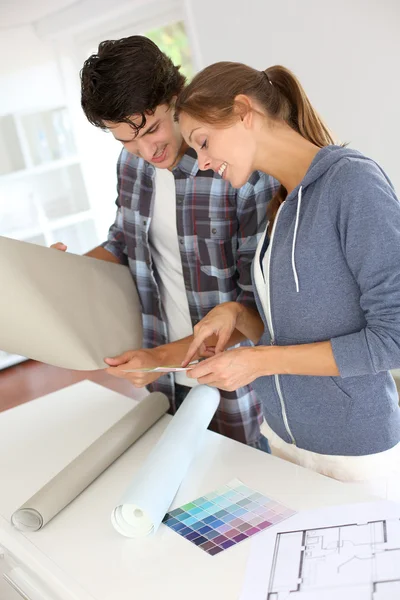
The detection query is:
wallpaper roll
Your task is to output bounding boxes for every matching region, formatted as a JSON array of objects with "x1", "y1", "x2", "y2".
[
  {"x1": 11, "y1": 392, "x2": 169, "y2": 532},
  {"x1": 111, "y1": 385, "x2": 220, "y2": 538},
  {"x1": 0, "y1": 236, "x2": 143, "y2": 370}
]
